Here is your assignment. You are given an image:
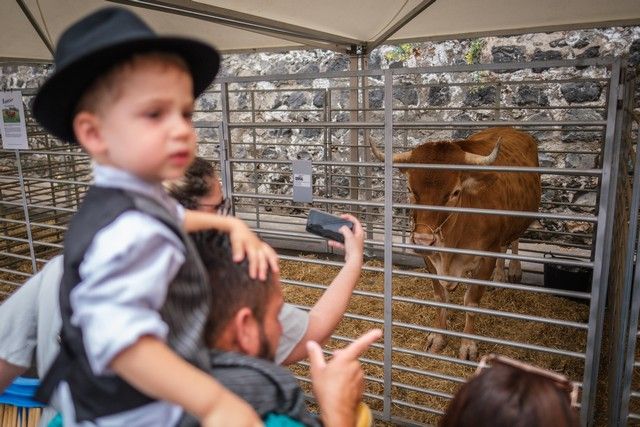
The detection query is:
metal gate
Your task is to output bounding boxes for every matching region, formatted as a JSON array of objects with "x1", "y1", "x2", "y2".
[
  {"x1": 612, "y1": 65, "x2": 640, "y2": 426},
  {"x1": 214, "y1": 56, "x2": 632, "y2": 426},
  {"x1": 0, "y1": 56, "x2": 635, "y2": 426}
]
